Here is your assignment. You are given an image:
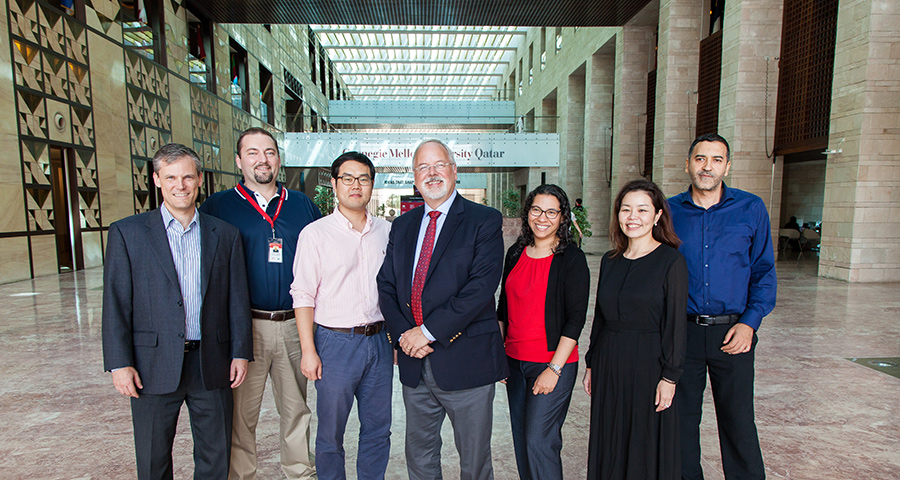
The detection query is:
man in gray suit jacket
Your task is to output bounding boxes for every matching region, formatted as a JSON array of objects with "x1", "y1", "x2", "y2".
[{"x1": 102, "y1": 143, "x2": 253, "y2": 479}]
